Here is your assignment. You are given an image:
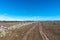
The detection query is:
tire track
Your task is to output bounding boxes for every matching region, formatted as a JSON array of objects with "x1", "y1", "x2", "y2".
[
  {"x1": 6, "y1": 22, "x2": 35, "y2": 40},
  {"x1": 27, "y1": 23, "x2": 43, "y2": 40},
  {"x1": 39, "y1": 23, "x2": 49, "y2": 40},
  {"x1": 22, "y1": 23, "x2": 37, "y2": 40}
]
